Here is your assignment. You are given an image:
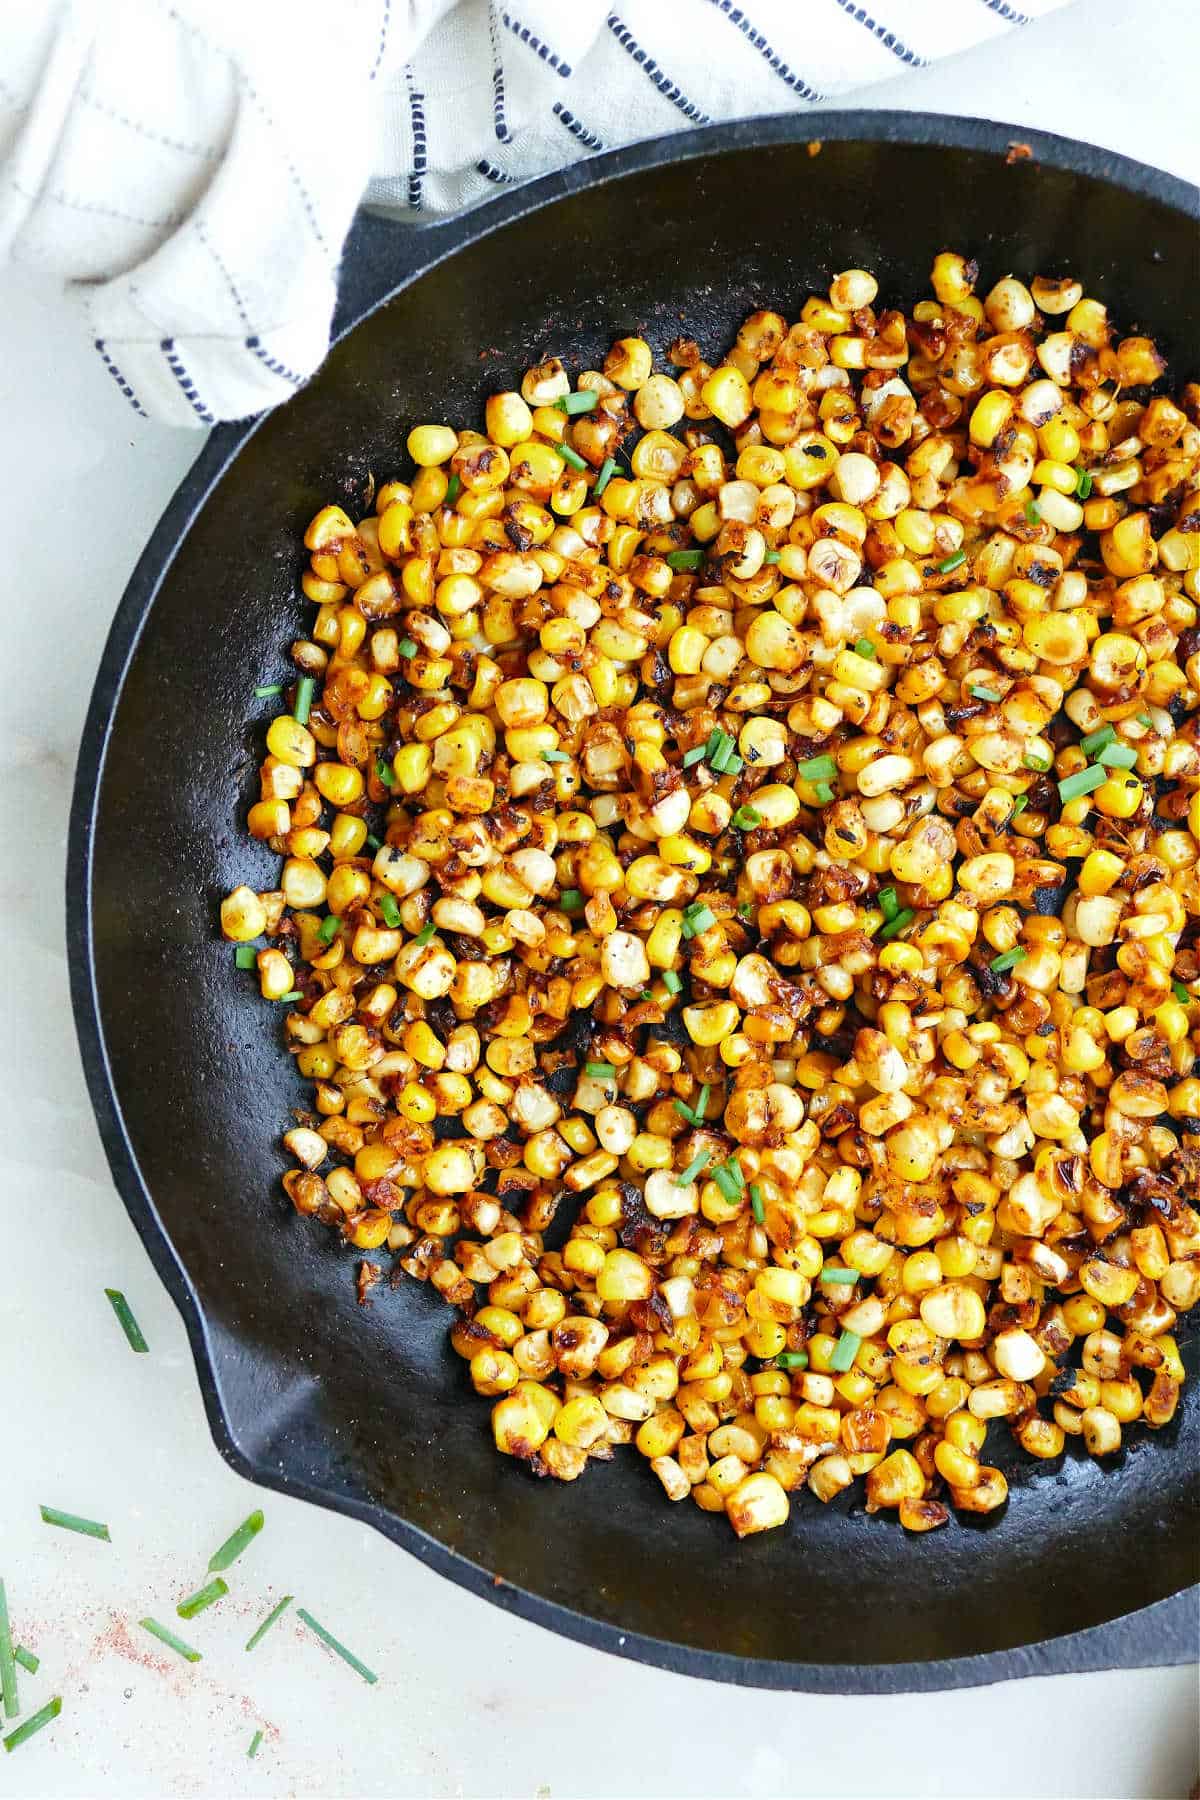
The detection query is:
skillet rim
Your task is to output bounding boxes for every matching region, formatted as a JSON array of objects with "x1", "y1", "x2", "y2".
[{"x1": 66, "y1": 108, "x2": 1200, "y2": 1692}]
